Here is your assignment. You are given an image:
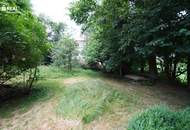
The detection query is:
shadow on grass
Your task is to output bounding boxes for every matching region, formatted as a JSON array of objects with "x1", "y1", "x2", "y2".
[{"x1": 0, "y1": 81, "x2": 58, "y2": 118}]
